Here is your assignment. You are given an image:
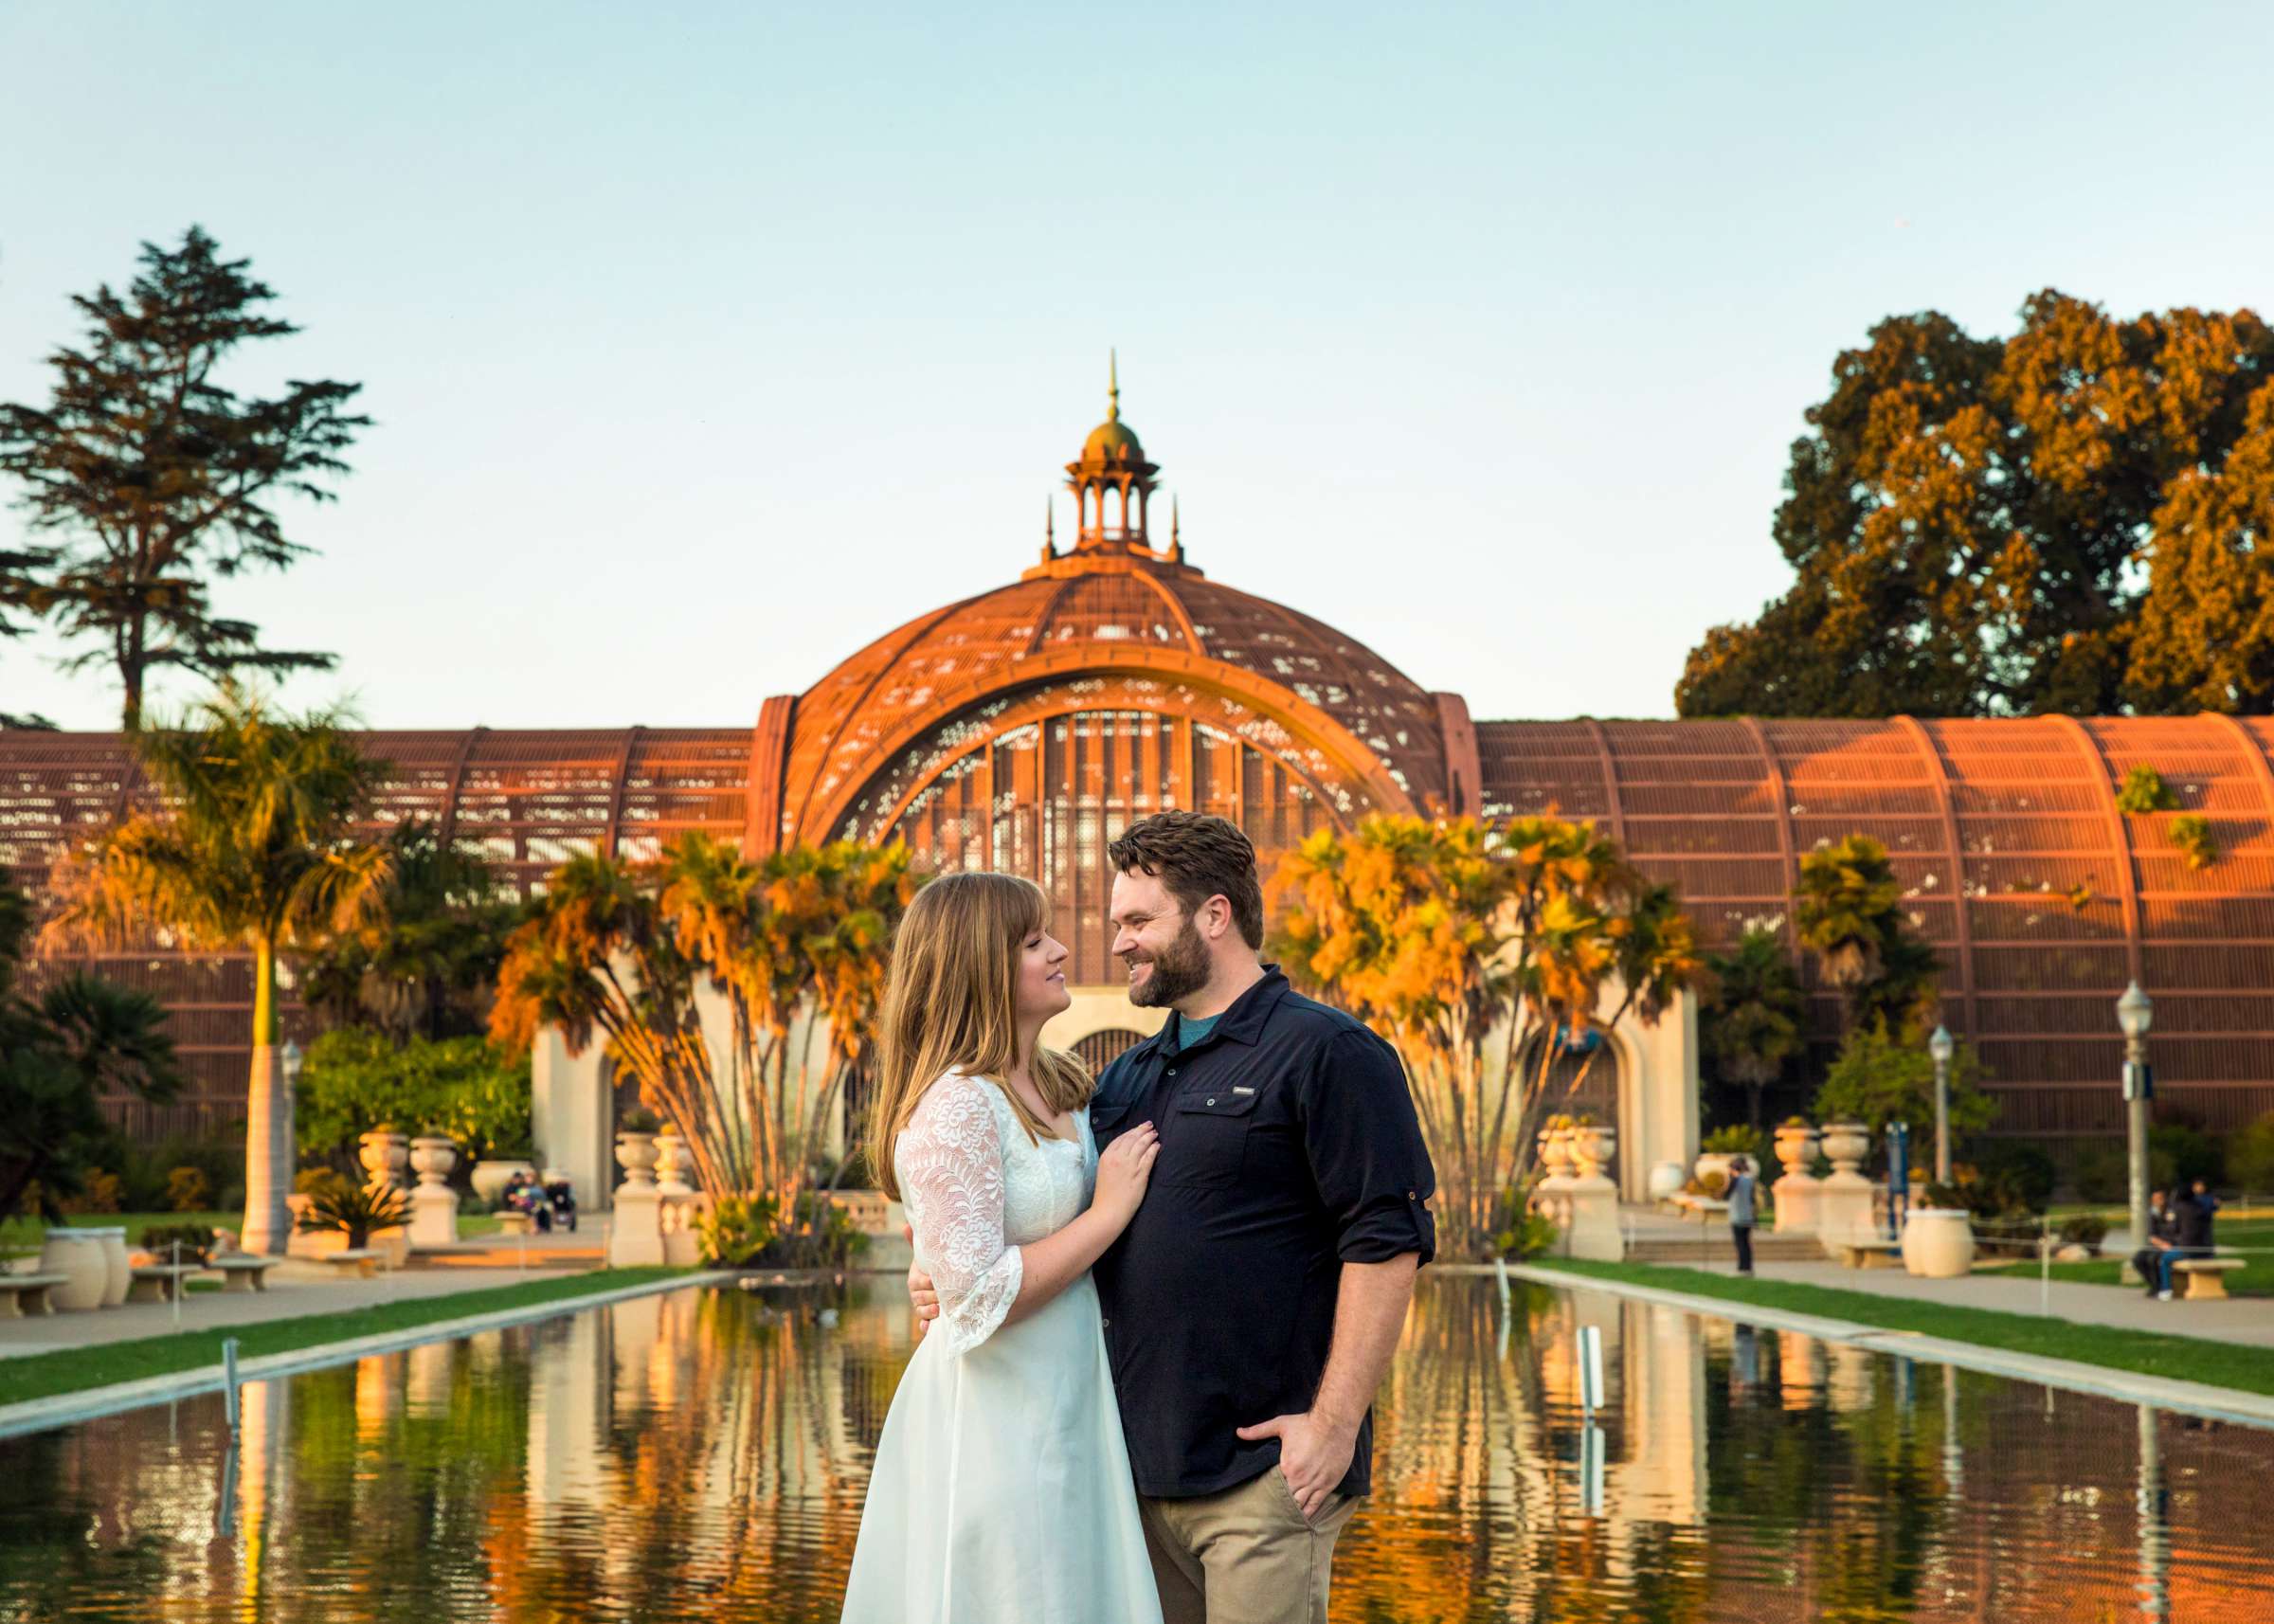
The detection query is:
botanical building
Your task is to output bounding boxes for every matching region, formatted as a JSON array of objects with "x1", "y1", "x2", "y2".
[{"x1": 5, "y1": 376, "x2": 2271, "y2": 1202}]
